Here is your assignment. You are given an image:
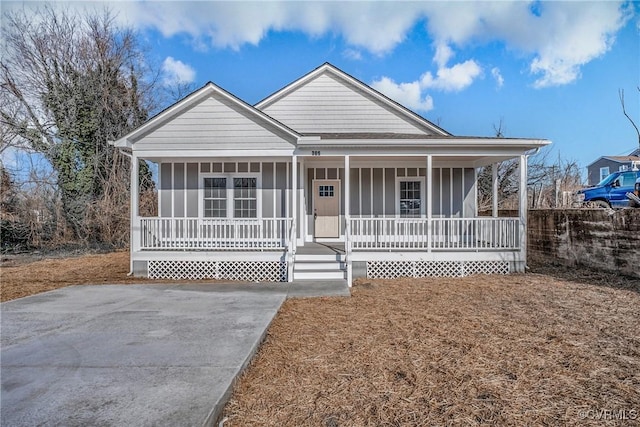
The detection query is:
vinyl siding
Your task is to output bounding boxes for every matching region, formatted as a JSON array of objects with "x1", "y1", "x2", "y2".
[
  {"x1": 160, "y1": 163, "x2": 172, "y2": 217},
  {"x1": 261, "y1": 74, "x2": 434, "y2": 135},
  {"x1": 159, "y1": 161, "x2": 289, "y2": 219},
  {"x1": 134, "y1": 94, "x2": 295, "y2": 150},
  {"x1": 305, "y1": 166, "x2": 476, "y2": 219},
  {"x1": 186, "y1": 163, "x2": 198, "y2": 217}
]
